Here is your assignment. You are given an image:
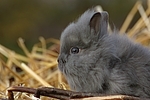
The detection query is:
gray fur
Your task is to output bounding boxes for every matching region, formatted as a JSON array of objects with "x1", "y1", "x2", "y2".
[{"x1": 57, "y1": 8, "x2": 150, "y2": 98}]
